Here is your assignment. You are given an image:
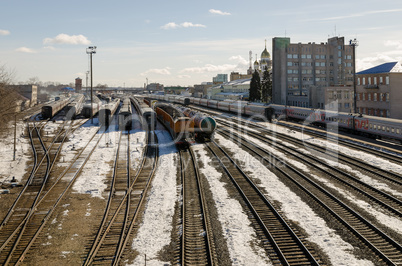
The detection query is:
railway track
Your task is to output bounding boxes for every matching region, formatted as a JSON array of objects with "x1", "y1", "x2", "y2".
[
  {"x1": 217, "y1": 120, "x2": 402, "y2": 217},
  {"x1": 0, "y1": 119, "x2": 109, "y2": 265},
  {"x1": 233, "y1": 118, "x2": 402, "y2": 183},
  {"x1": 216, "y1": 126, "x2": 402, "y2": 265},
  {"x1": 83, "y1": 130, "x2": 159, "y2": 265},
  {"x1": 176, "y1": 147, "x2": 216, "y2": 265},
  {"x1": 205, "y1": 140, "x2": 322, "y2": 265},
  {"x1": 189, "y1": 104, "x2": 402, "y2": 164}
]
